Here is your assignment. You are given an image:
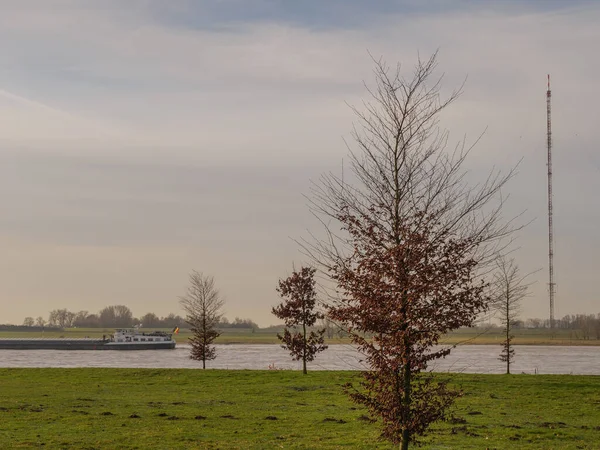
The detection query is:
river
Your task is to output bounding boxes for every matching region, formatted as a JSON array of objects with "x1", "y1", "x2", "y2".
[{"x1": 1, "y1": 344, "x2": 599, "y2": 374}]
